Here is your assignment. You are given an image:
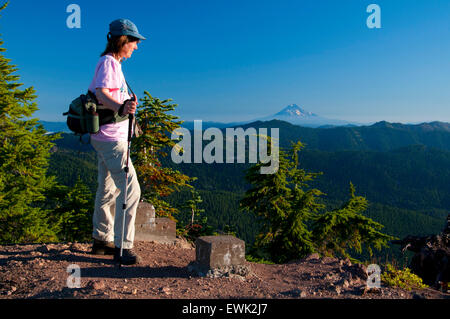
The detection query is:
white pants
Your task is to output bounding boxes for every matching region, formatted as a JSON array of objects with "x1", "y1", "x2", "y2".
[{"x1": 90, "y1": 139, "x2": 141, "y2": 249}]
